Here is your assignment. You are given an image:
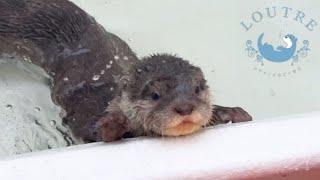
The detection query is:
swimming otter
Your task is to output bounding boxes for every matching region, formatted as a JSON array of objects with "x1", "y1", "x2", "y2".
[{"x1": 0, "y1": 0, "x2": 252, "y2": 142}]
